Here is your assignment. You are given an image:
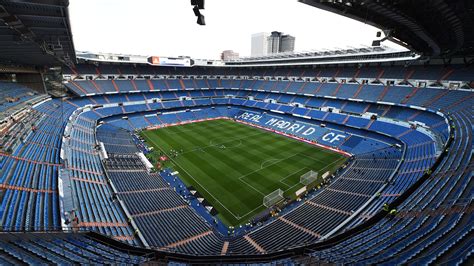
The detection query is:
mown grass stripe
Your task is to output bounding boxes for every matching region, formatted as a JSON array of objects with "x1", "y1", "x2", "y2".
[{"x1": 141, "y1": 119, "x2": 347, "y2": 226}]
